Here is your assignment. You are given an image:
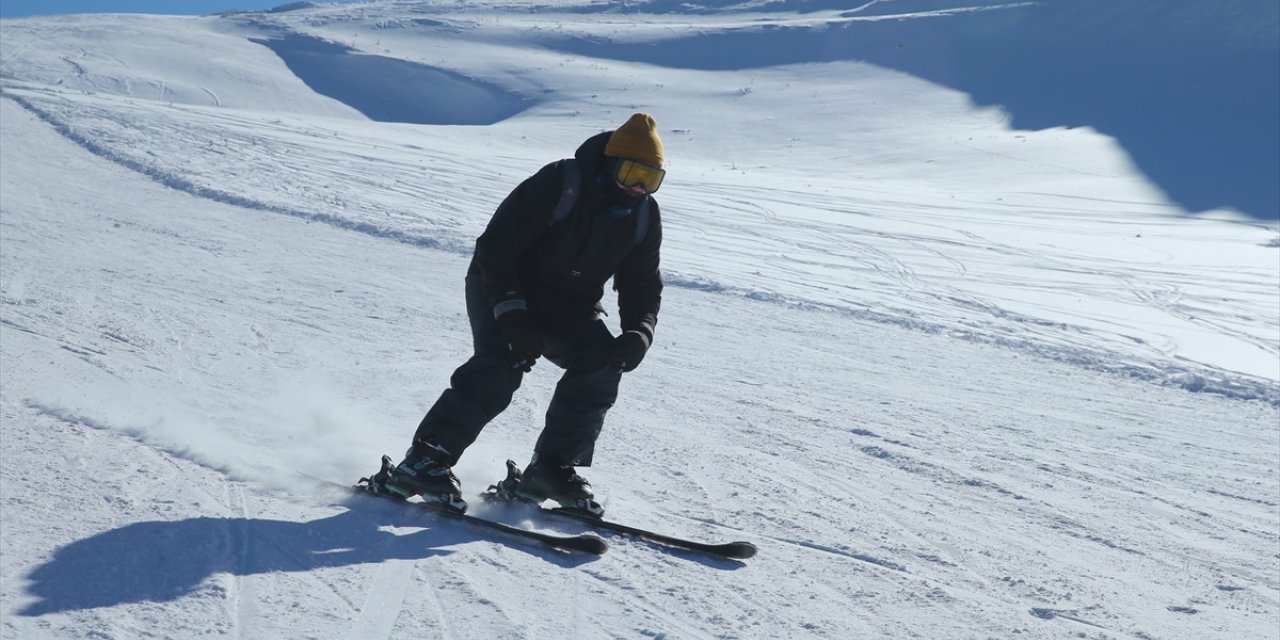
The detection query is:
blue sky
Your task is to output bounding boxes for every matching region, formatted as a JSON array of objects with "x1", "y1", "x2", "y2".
[{"x1": 0, "y1": 1, "x2": 358, "y2": 18}]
